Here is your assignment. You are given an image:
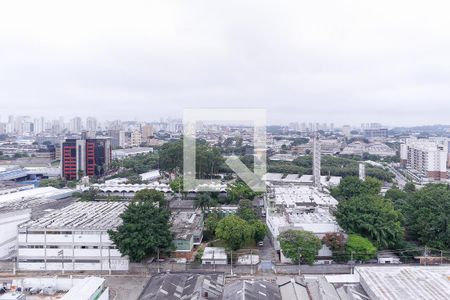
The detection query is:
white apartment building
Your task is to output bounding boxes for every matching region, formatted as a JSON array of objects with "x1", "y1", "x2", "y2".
[
  {"x1": 400, "y1": 138, "x2": 448, "y2": 181},
  {"x1": 17, "y1": 201, "x2": 129, "y2": 272}
]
